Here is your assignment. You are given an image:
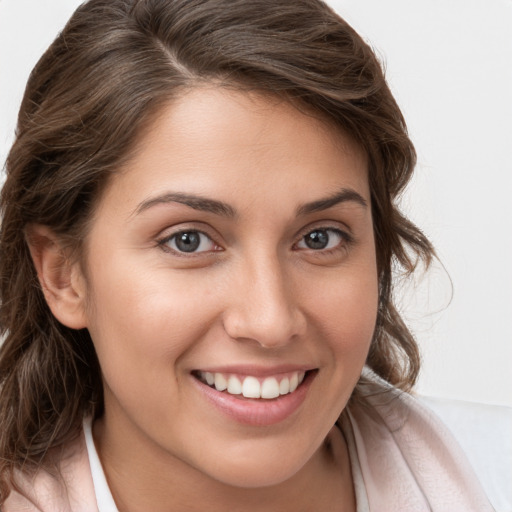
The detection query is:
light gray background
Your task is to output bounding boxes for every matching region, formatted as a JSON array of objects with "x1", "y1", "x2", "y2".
[{"x1": 1, "y1": 0, "x2": 511, "y2": 408}]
